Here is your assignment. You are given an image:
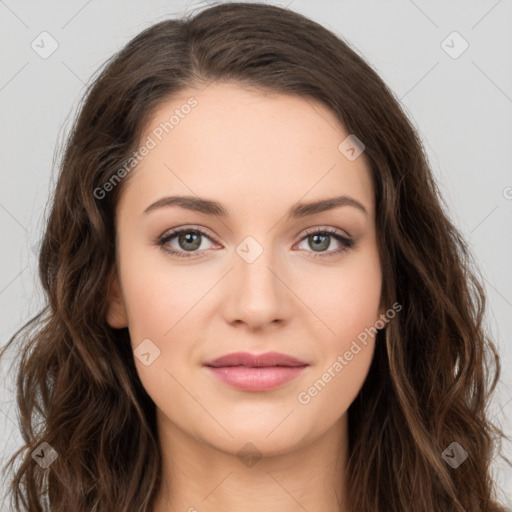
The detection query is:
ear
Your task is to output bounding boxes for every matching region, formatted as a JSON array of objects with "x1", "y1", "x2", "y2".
[{"x1": 105, "y1": 268, "x2": 128, "y2": 329}]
